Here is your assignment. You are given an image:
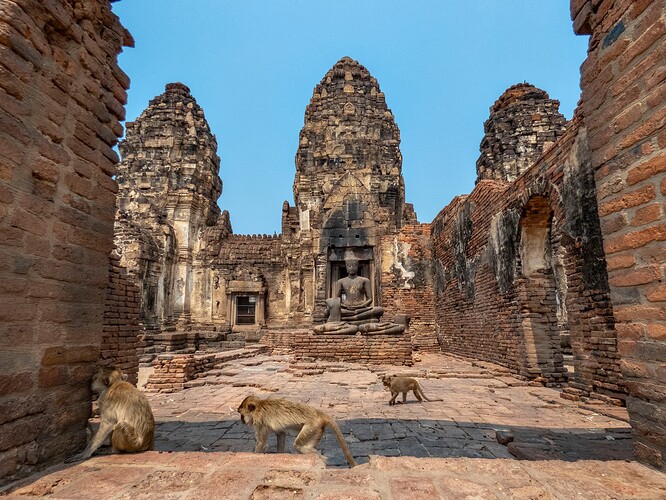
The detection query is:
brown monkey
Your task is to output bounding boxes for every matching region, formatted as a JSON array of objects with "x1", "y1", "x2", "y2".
[
  {"x1": 381, "y1": 375, "x2": 441, "y2": 406},
  {"x1": 67, "y1": 366, "x2": 155, "y2": 462},
  {"x1": 237, "y1": 395, "x2": 357, "y2": 467}
]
